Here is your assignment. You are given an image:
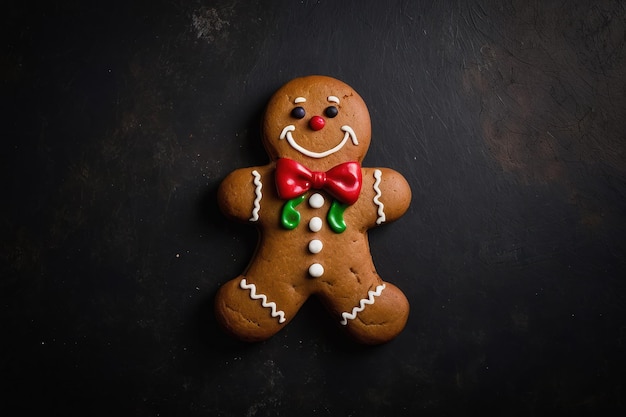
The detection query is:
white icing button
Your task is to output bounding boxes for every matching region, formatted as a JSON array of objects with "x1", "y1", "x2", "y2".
[
  {"x1": 309, "y1": 193, "x2": 324, "y2": 208},
  {"x1": 308, "y1": 239, "x2": 323, "y2": 254},
  {"x1": 308, "y1": 263, "x2": 324, "y2": 278},
  {"x1": 309, "y1": 216, "x2": 323, "y2": 232}
]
